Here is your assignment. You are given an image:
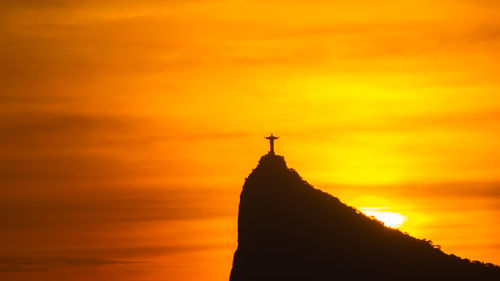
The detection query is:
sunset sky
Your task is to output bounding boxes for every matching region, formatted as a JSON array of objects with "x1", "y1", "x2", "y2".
[{"x1": 2, "y1": 0, "x2": 500, "y2": 280}]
